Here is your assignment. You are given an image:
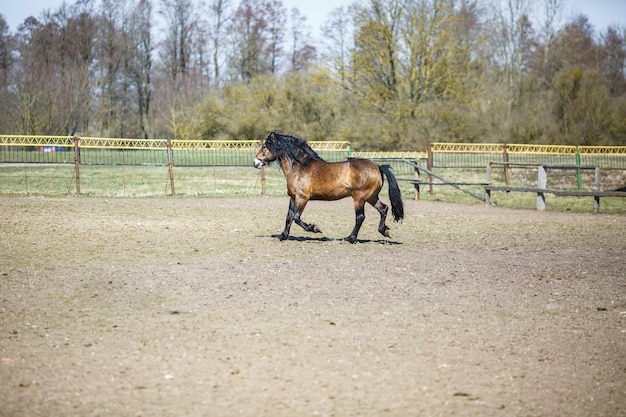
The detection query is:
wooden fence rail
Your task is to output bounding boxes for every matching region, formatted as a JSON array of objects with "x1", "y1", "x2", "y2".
[
  {"x1": 484, "y1": 162, "x2": 626, "y2": 213},
  {"x1": 429, "y1": 142, "x2": 626, "y2": 170}
]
